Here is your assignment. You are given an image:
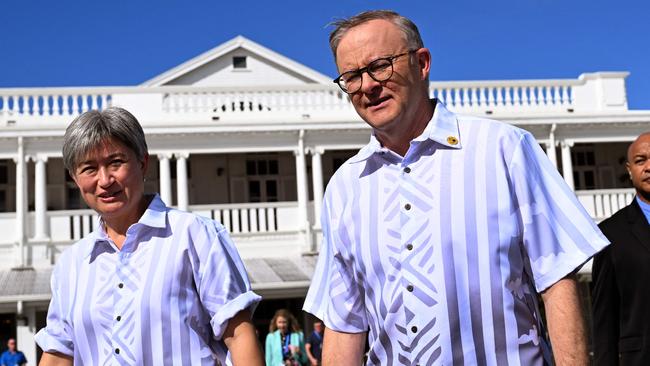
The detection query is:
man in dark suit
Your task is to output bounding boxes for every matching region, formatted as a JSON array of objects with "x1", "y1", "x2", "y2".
[{"x1": 592, "y1": 132, "x2": 650, "y2": 366}]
